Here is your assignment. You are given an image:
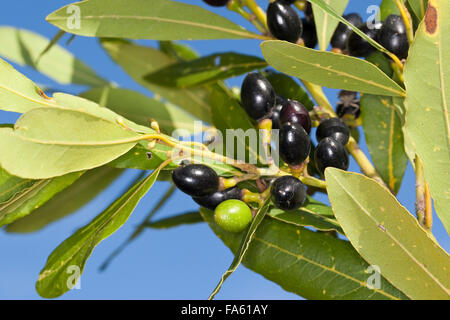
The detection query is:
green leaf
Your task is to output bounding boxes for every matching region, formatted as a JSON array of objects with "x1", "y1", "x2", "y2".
[
  {"x1": 201, "y1": 207, "x2": 408, "y2": 300},
  {"x1": 6, "y1": 167, "x2": 123, "y2": 233},
  {"x1": 407, "y1": 0, "x2": 429, "y2": 20},
  {"x1": 261, "y1": 40, "x2": 405, "y2": 97},
  {"x1": 159, "y1": 41, "x2": 199, "y2": 61},
  {"x1": 0, "y1": 27, "x2": 107, "y2": 86},
  {"x1": 0, "y1": 108, "x2": 140, "y2": 179},
  {"x1": 0, "y1": 58, "x2": 56, "y2": 113},
  {"x1": 0, "y1": 168, "x2": 82, "y2": 227},
  {"x1": 80, "y1": 87, "x2": 198, "y2": 134},
  {"x1": 366, "y1": 51, "x2": 394, "y2": 77},
  {"x1": 46, "y1": 0, "x2": 263, "y2": 40},
  {"x1": 146, "y1": 211, "x2": 203, "y2": 229},
  {"x1": 209, "y1": 198, "x2": 271, "y2": 300},
  {"x1": 36, "y1": 166, "x2": 162, "y2": 298},
  {"x1": 325, "y1": 168, "x2": 450, "y2": 300},
  {"x1": 404, "y1": 0, "x2": 450, "y2": 234},
  {"x1": 144, "y1": 52, "x2": 267, "y2": 88},
  {"x1": 265, "y1": 72, "x2": 314, "y2": 110},
  {"x1": 360, "y1": 94, "x2": 408, "y2": 194},
  {"x1": 380, "y1": 0, "x2": 401, "y2": 19},
  {"x1": 268, "y1": 207, "x2": 343, "y2": 234},
  {"x1": 311, "y1": 0, "x2": 349, "y2": 51},
  {"x1": 101, "y1": 39, "x2": 213, "y2": 123}
]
